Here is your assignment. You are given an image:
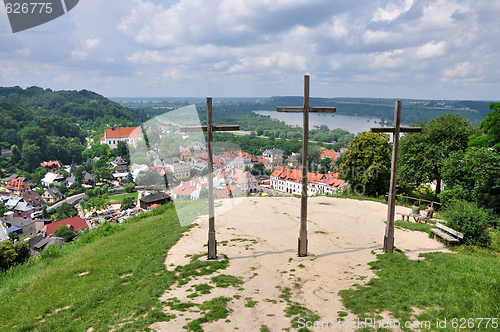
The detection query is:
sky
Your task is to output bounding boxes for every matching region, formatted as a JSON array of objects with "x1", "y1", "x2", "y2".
[{"x1": 0, "y1": 0, "x2": 499, "y2": 100}]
